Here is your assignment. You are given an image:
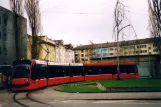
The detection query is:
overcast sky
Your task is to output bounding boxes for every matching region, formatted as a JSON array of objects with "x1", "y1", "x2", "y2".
[{"x1": 0, "y1": 0, "x2": 149, "y2": 46}]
